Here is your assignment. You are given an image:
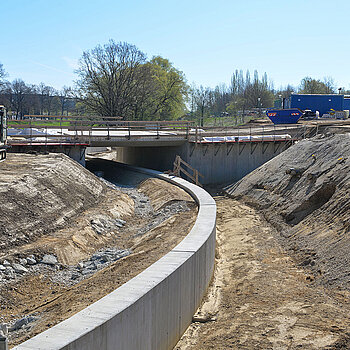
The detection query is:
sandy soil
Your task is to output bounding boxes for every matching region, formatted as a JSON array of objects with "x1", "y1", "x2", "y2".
[
  {"x1": 0, "y1": 153, "x2": 197, "y2": 347},
  {"x1": 0, "y1": 153, "x2": 114, "y2": 253},
  {"x1": 176, "y1": 198, "x2": 350, "y2": 350},
  {"x1": 4, "y1": 207, "x2": 196, "y2": 348},
  {"x1": 225, "y1": 134, "x2": 350, "y2": 291}
]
